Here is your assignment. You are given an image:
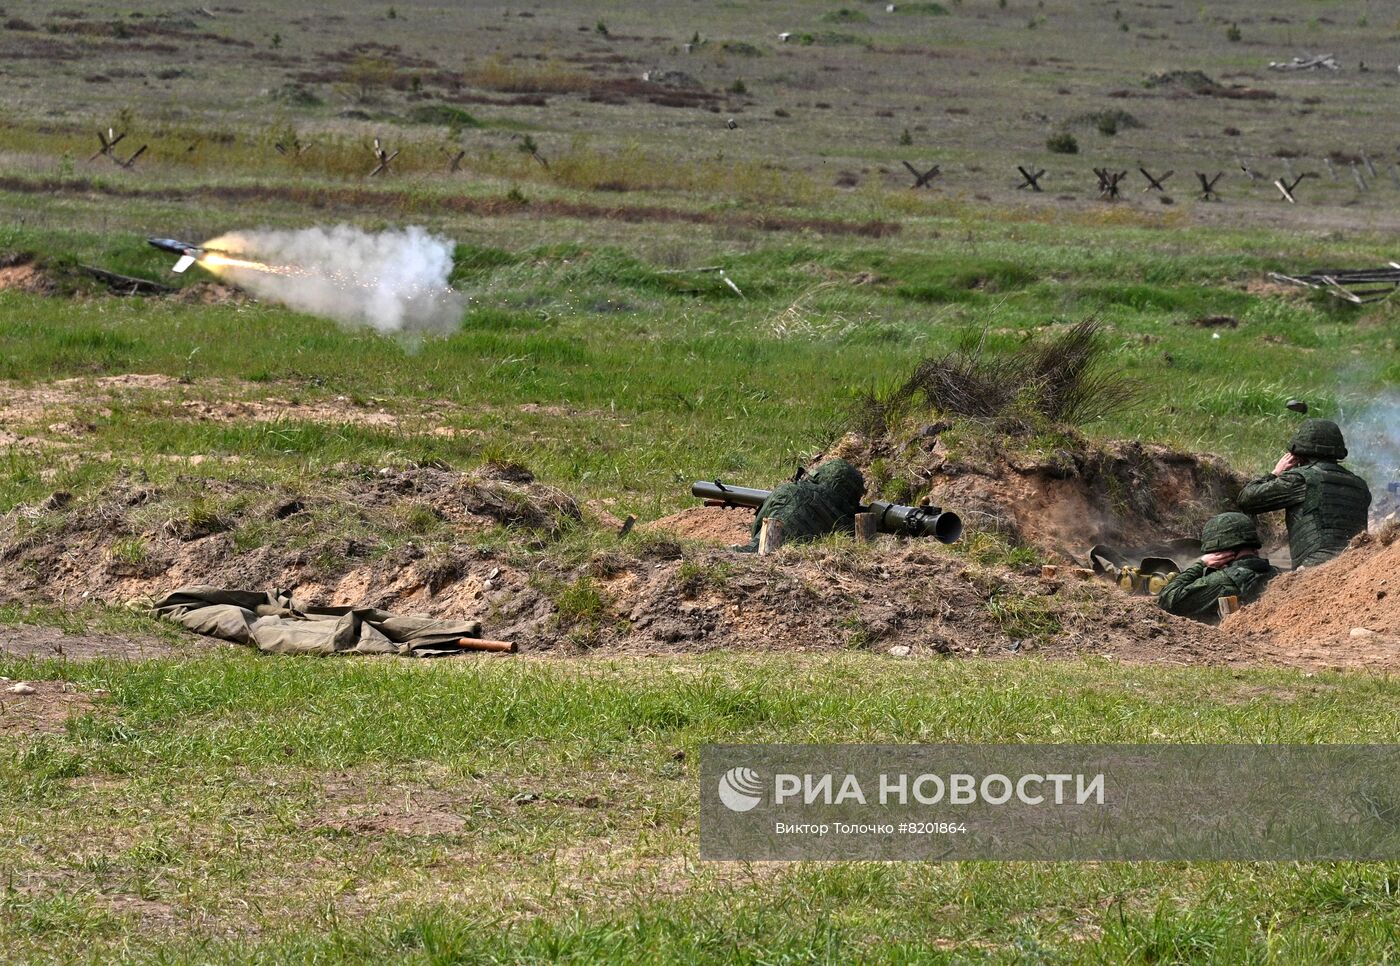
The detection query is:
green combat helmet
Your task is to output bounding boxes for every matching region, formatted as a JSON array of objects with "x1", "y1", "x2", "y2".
[
  {"x1": 1199, "y1": 512, "x2": 1262, "y2": 554},
  {"x1": 1288, "y1": 419, "x2": 1348, "y2": 461}
]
